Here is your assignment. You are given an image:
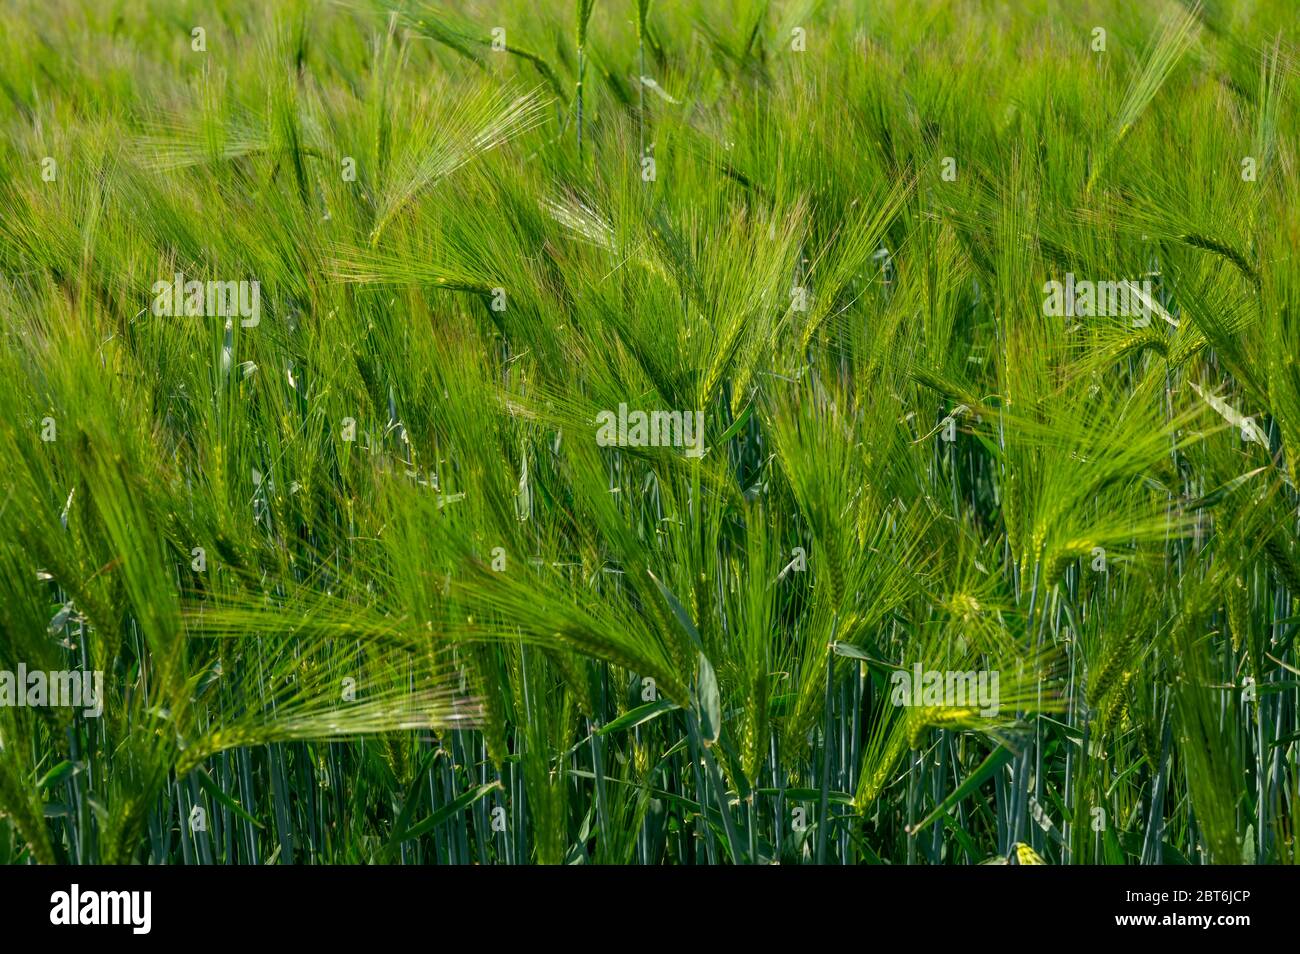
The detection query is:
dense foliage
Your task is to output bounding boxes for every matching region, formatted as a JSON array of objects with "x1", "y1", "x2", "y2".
[{"x1": 1, "y1": 0, "x2": 1298, "y2": 864}]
